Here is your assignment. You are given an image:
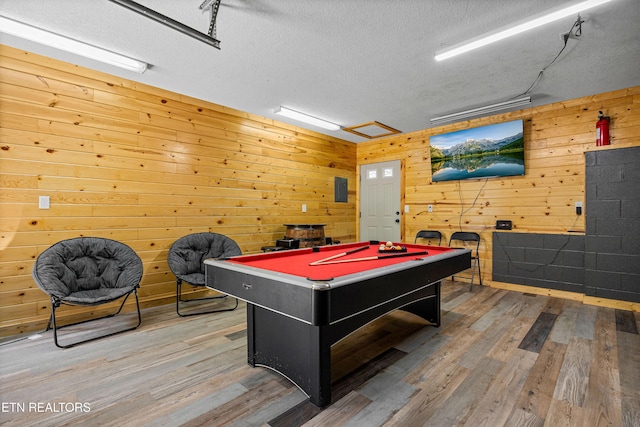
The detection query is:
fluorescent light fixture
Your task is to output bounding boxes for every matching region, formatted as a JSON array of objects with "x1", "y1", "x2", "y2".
[
  {"x1": 0, "y1": 15, "x2": 148, "y2": 73},
  {"x1": 435, "y1": 0, "x2": 612, "y2": 61},
  {"x1": 430, "y1": 97, "x2": 531, "y2": 125},
  {"x1": 274, "y1": 106, "x2": 341, "y2": 131}
]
